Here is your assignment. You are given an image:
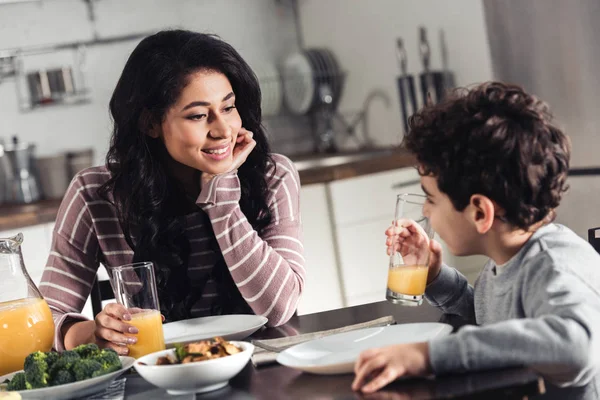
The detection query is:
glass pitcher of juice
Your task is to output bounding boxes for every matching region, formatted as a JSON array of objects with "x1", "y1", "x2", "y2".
[{"x1": 0, "y1": 233, "x2": 55, "y2": 376}]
